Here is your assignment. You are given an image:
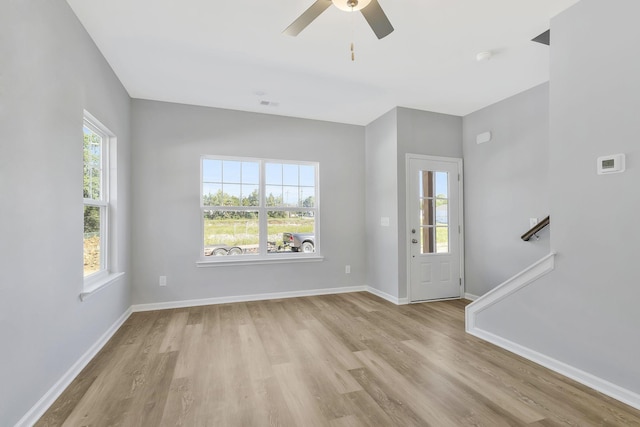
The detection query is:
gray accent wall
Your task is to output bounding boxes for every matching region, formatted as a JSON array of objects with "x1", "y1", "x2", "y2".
[
  {"x1": 462, "y1": 84, "x2": 550, "y2": 297},
  {"x1": 365, "y1": 107, "x2": 462, "y2": 299},
  {"x1": 130, "y1": 100, "x2": 365, "y2": 305},
  {"x1": 1, "y1": 1, "x2": 132, "y2": 425},
  {"x1": 365, "y1": 109, "x2": 399, "y2": 297},
  {"x1": 396, "y1": 108, "x2": 462, "y2": 298},
  {"x1": 476, "y1": 0, "x2": 640, "y2": 395}
]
